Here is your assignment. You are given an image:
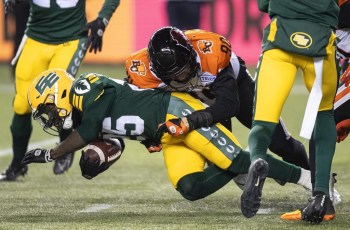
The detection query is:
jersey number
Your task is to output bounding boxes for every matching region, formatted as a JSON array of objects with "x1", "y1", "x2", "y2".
[
  {"x1": 103, "y1": 116, "x2": 145, "y2": 136},
  {"x1": 33, "y1": 0, "x2": 79, "y2": 8}
]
